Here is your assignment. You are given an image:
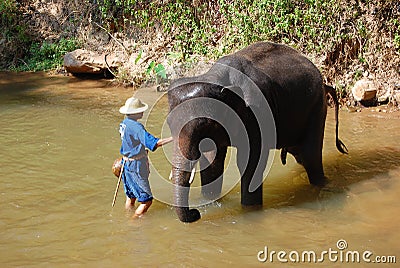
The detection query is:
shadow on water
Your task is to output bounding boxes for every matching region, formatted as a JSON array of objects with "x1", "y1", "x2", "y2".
[
  {"x1": 216, "y1": 147, "x2": 400, "y2": 217},
  {"x1": 0, "y1": 72, "x2": 65, "y2": 105},
  {"x1": 325, "y1": 146, "x2": 400, "y2": 187},
  {"x1": 0, "y1": 72, "x2": 125, "y2": 119}
]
